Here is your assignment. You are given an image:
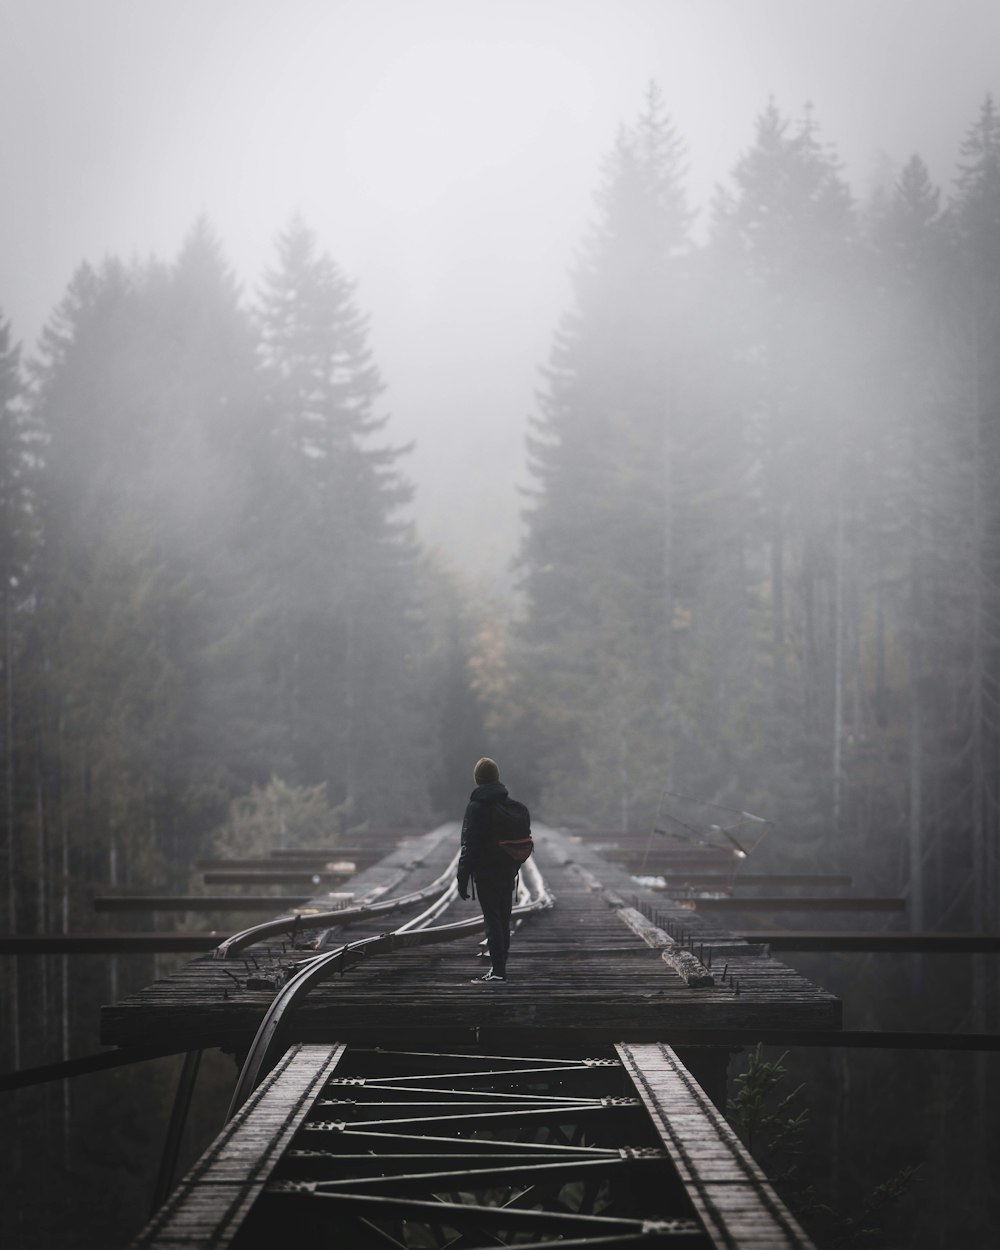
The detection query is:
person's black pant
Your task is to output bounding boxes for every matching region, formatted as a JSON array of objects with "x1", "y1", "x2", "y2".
[{"x1": 475, "y1": 873, "x2": 514, "y2": 977}]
